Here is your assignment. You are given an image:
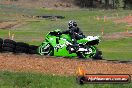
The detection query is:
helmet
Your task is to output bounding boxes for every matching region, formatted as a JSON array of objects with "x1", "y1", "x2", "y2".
[{"x1": 68, "y1": 20, "x2": 77, "y2": 28}]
